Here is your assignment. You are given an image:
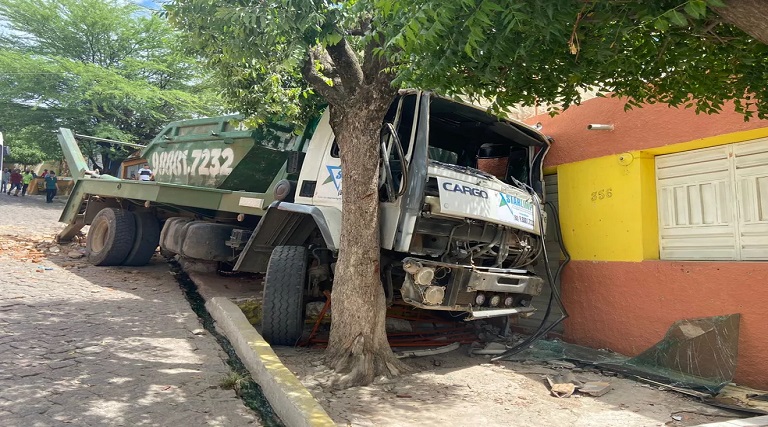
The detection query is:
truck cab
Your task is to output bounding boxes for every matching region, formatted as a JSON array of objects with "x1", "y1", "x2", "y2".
[{"x1": 247, "y1": 90, "x2": 550, "y2": 343}]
